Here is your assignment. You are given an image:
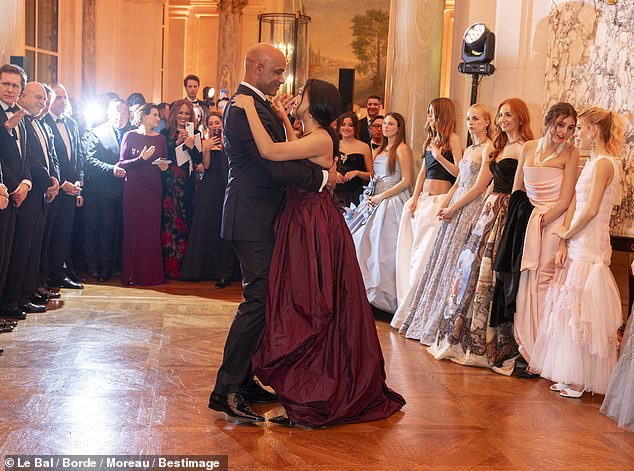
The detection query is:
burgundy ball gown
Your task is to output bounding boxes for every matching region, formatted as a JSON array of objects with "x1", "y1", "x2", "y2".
[{"x1": 252, "y1": 185, "x2": 405, "y2": 427}]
